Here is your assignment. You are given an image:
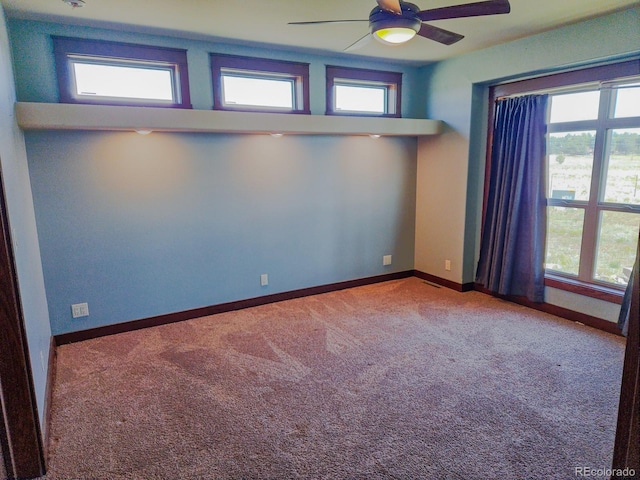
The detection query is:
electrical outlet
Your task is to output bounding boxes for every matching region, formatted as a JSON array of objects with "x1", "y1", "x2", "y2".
[
  {"x1": 383, "y1": 255, "x2": 392, "y2": 266},
  {"x1": 71, "y1": 302, "x2": 89, "y2": 318},
  {"x1": 445, "y1": 259, "x2": 451, "y2": 271},
  {"x1": 260, "y1": 274, "x2": 269, "y2": 287}
]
